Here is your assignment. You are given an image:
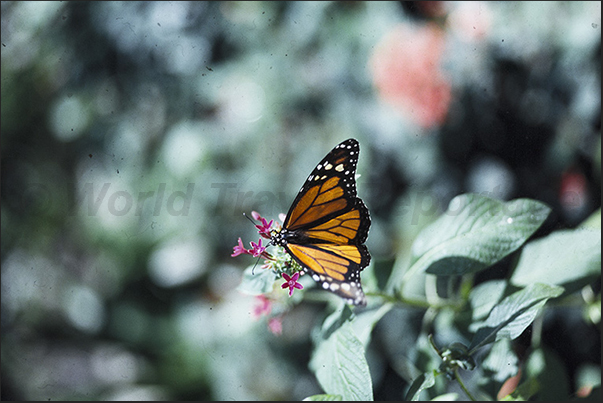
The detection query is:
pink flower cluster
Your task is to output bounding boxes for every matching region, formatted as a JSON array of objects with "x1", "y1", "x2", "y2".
[
  {"x1": 251, "y1": 295, "x2": 283, "y2": 335},
  {"x1": 369, "y1": 23, "x2": 451, "y2": 129},
  {"x1": 231, "y1": 237, "x2": 269, "y2": 259},
  {"x1": 231, "y1": 211, "x2": 304, "y2": 299},
  {"x1": 231, "y1": 212, "x2": 274, "y2": 259}
]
